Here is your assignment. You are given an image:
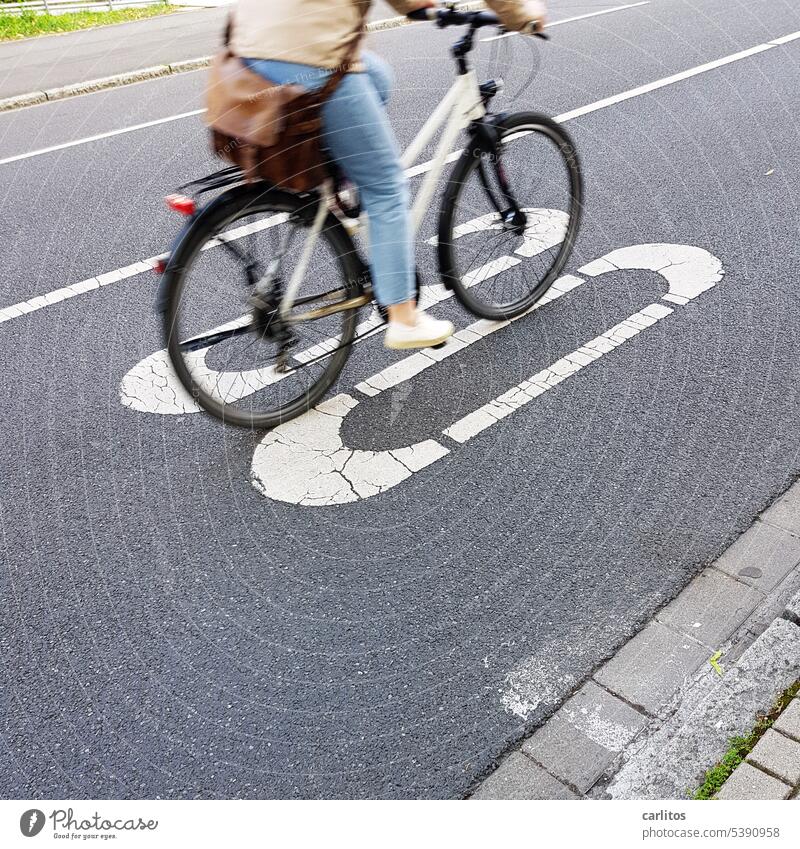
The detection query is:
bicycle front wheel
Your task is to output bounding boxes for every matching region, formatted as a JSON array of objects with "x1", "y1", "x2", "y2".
[{"x1": 438, "y1": 112, "x2": 583, "y2": 320}]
